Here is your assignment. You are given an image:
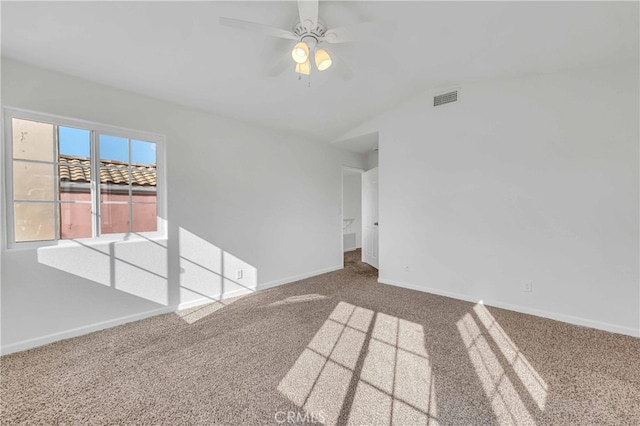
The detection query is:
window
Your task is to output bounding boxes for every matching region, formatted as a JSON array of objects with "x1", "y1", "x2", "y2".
[{"x1": 4, "y1": 108, "x2": 164, "y2": 247}]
